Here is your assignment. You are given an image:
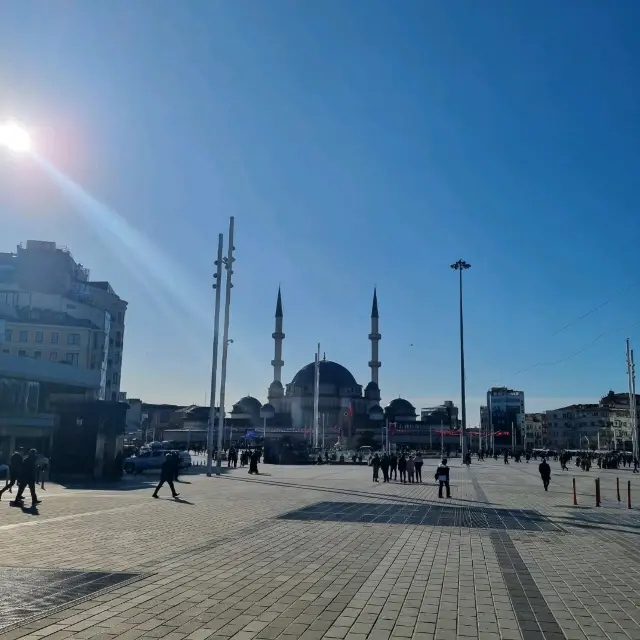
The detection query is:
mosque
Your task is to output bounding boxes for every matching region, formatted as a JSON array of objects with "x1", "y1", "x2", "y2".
[{"x1": 229, "y1": 288, "x2": 419, "y2": 444}]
